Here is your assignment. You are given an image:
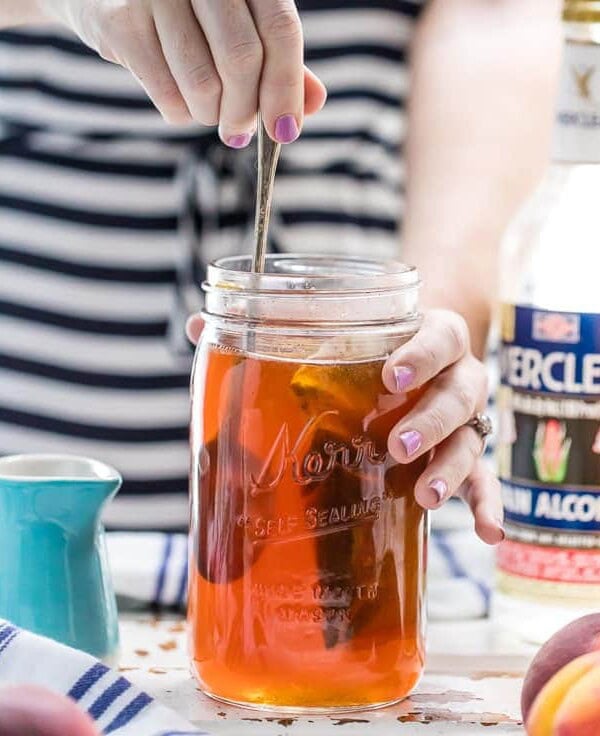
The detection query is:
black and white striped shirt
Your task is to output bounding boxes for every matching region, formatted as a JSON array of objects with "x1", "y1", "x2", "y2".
[{"x1": 0, "y1": 0, "x2": 423, "y2": 529}]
